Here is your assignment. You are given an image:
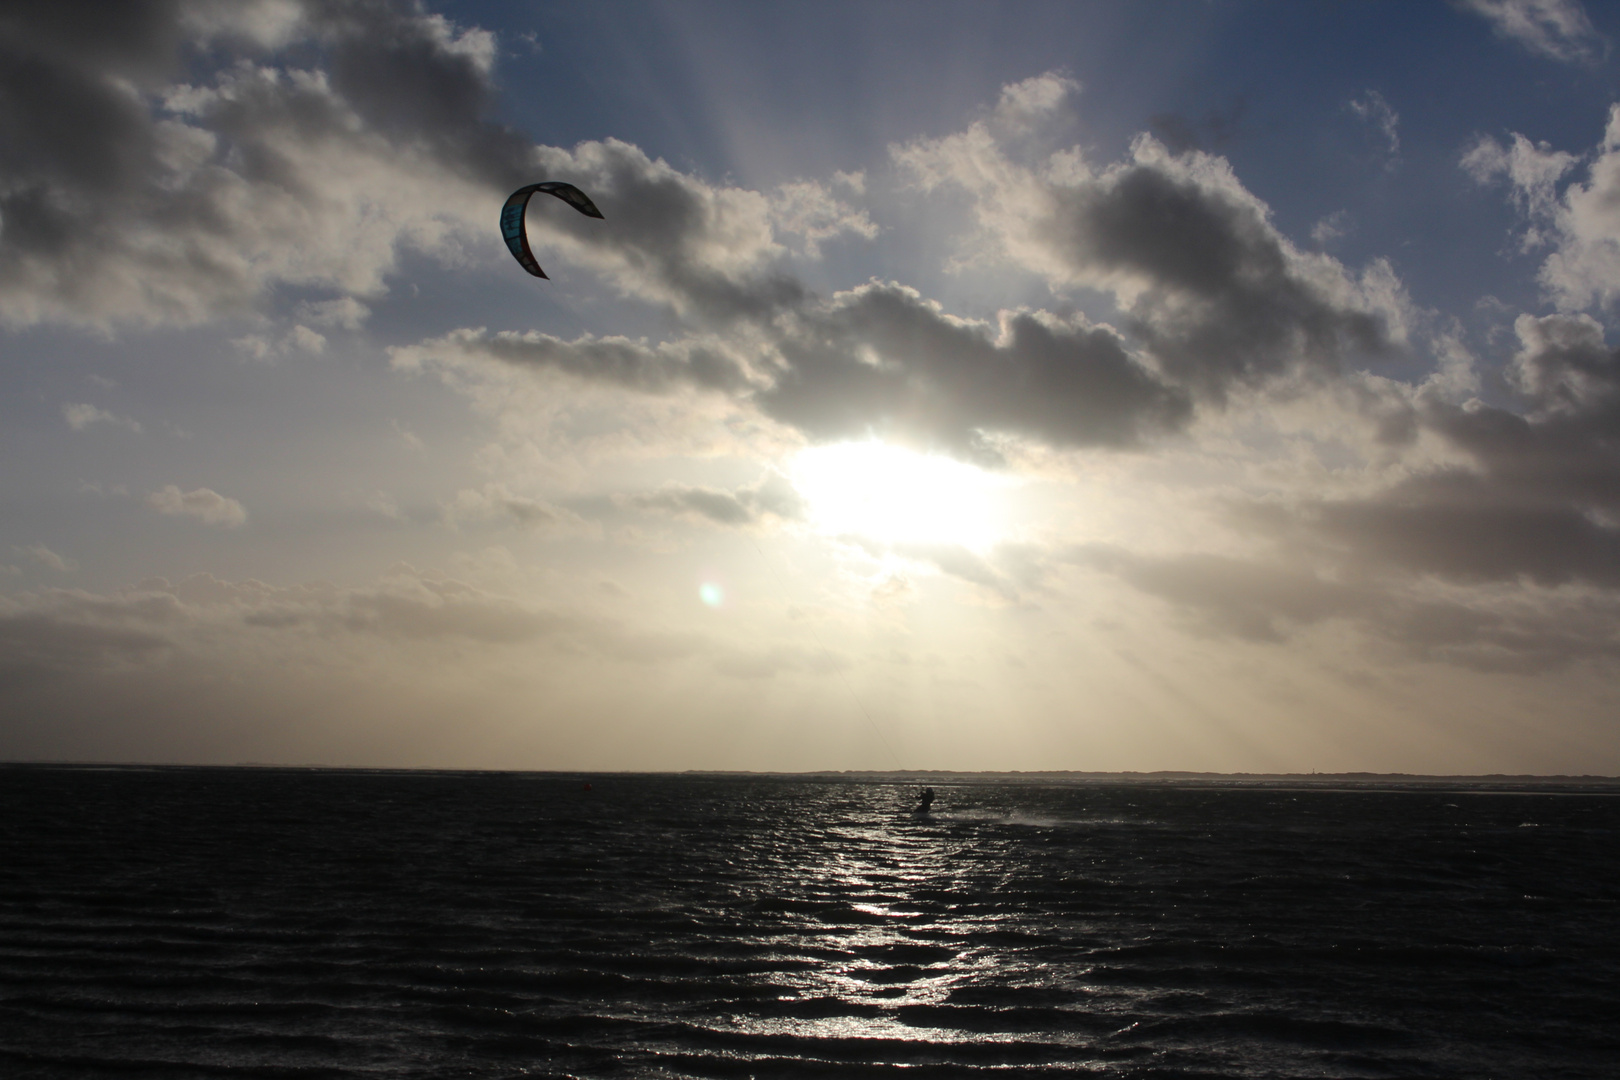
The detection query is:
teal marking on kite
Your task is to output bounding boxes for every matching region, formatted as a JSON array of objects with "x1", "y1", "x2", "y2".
[{"x1": 500, "y1": 182, "x2": 604, "y2": 280}]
